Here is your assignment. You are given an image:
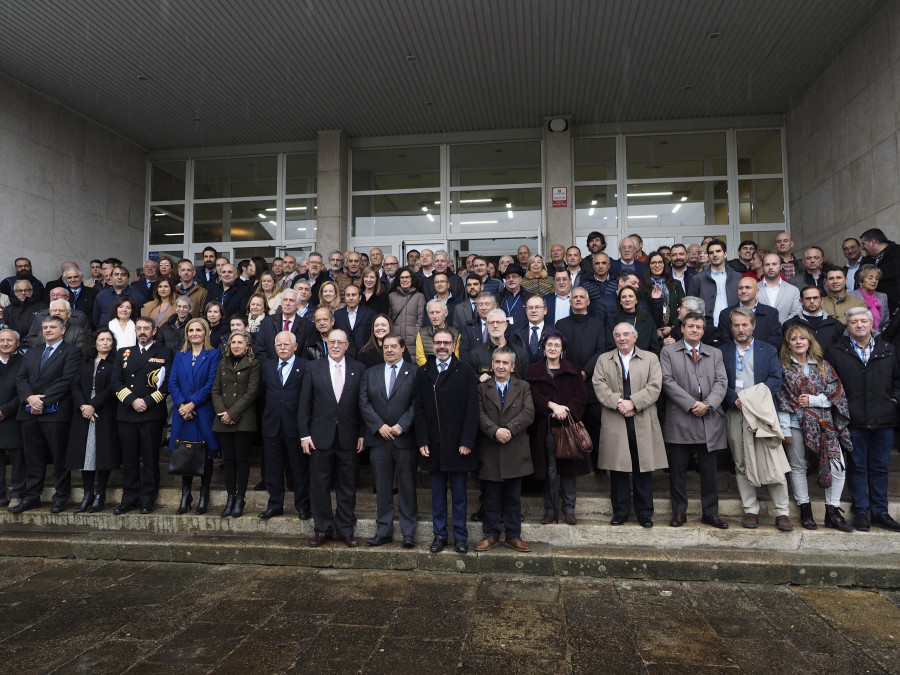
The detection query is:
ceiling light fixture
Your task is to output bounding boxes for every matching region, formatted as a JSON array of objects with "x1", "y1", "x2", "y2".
[
  {"x1": 627, "y1": 191, "x2": 673, "y2": 198},
  {"x1": 460, "y1": 198, "x2": 493, "y2": 204},
  {"x1": 672, "y1": 204, "x2": 682, "y2": 213},
  {"x1": 461, "y1": 220, "x2": 498, "y2": 225},
  {"x1": 627, "y1": 215, "x2": 657, "y2": 219}
]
